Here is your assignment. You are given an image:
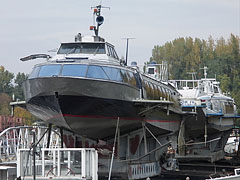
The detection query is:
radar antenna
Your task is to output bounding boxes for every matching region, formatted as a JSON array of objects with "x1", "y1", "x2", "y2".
[{"x1": 90, "y1": 5, "x2": 110, "y2": 36}]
